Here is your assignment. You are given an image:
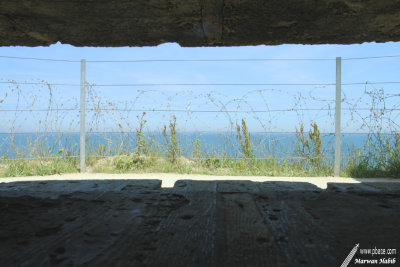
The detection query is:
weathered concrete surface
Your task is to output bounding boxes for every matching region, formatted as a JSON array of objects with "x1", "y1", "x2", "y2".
[
  {"x1": 2, "y1": 172, "x2": 399, "y2": 189},
  {"x1": 1, "y1": 0, "x2": 400, "y2": 47},
  {"x1": 0, "y1": 179, "x2": 399, "y2": 266}
]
